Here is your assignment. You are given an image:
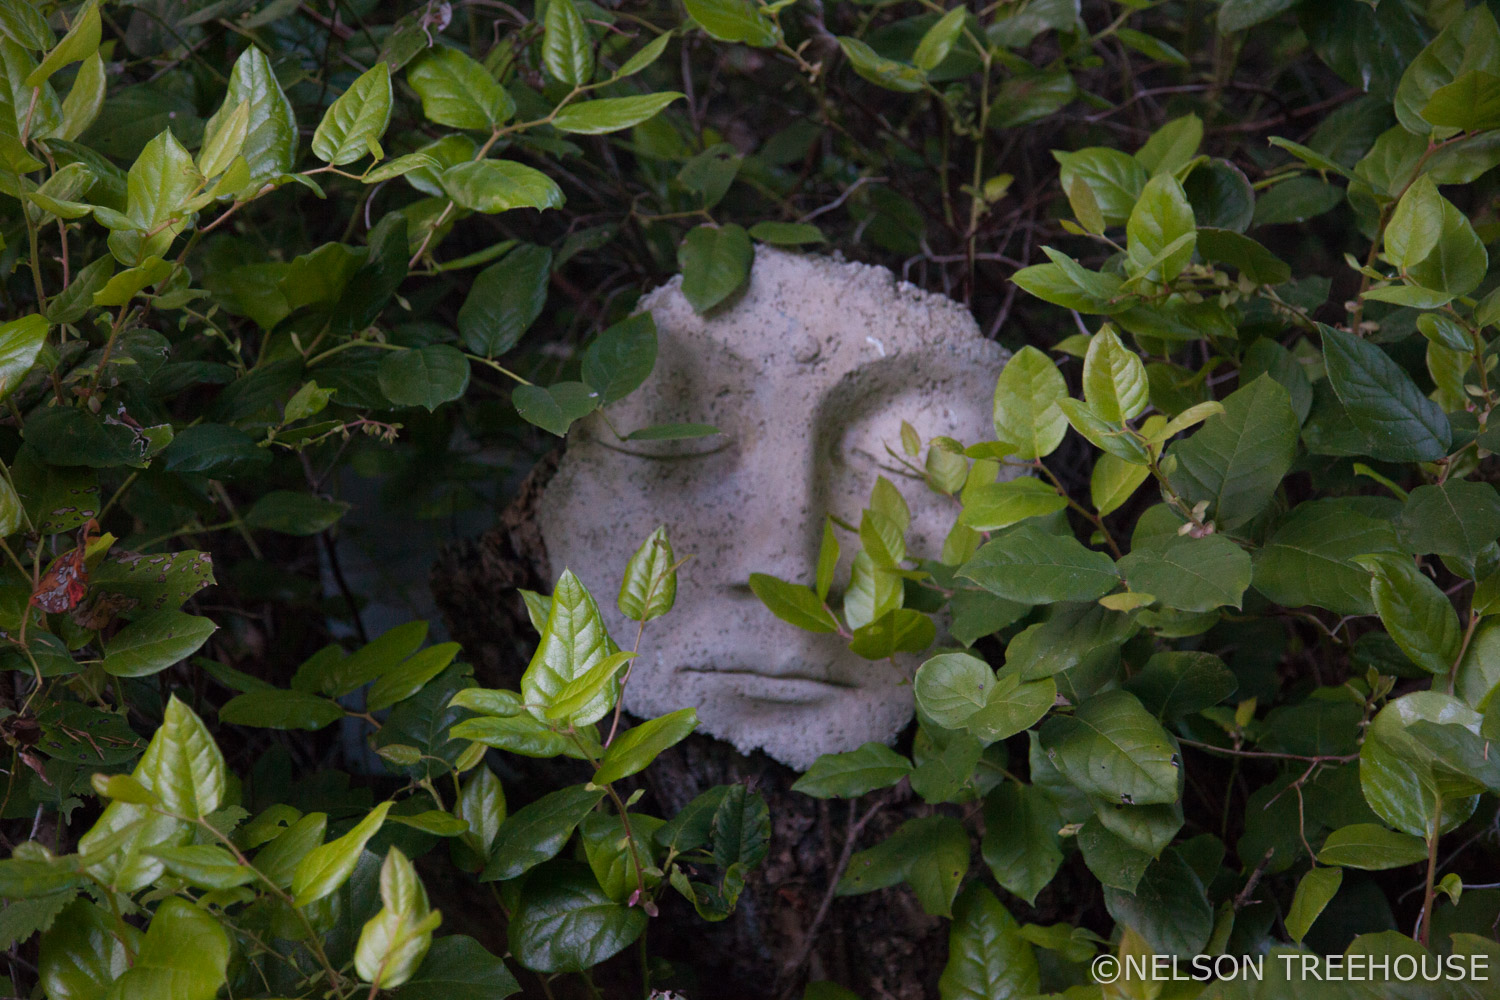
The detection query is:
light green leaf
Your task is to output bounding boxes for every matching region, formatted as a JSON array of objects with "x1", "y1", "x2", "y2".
[
  {"x1": 958, "y1": 478, "x2": 1067, "y2": 531},
  {"x1": 455, "y1": 767, "x2": 506, "y2": 861},
  {"x1": 749, "y1": 572, "x2": 839, "y2": 632},
  {"x1": 913, "y1": 7, "x2": 967, "y2": 72},
  {"x1": 595, "y1": 707, "x2": 698, "y2": 784},
  {"x1": 407, "y1": 47, "x2": 515, "y2": 130},
  {"x1": 146, "y1": 845, "x2": 252, "y2": 889},
  {"x1": 1090, "y1": 452, "x2": 1150, "y2": 518},
  {"x1": 684, "y1": 0, "x2": 781, "y2": 47},
  {"x1": 553, "y1": 93, "x2": 683, "y2": 134},
  {"x1": 914, "y1": 652, "x2": 994, "y2": 729},
  {"x1": 100, "y1": 610, "x2": 217, "y2": 678},
  {"x1": 58, "y1": 51, "x2": 104, "y2": 139},
  {"x1": 367, "y1": 643, "x2": 462, "y2": 712},
  {"x1": 1082, "y1": 327, "x2": 1149, "y2": 423},
  {"x1": 1384, "y1": 174, "x2": 1444, "y2": 270},
  {"x1": 1286, "y1": 866, "x2": 1342, "y2": 943},
  {"x1": 24, "y1": 1, "x2": 99, "y2": 88},
  {"x1": 1317, "y1": 824, "x2": 1429, "y2": 869},
  {"x1": 618, "y1": 525, "x2": 677, "y2": 622},
  {"x1": 992, "y1": 346, "x2": 1068, "y2": 460},
  {"x1": 101, "y1": 897, "x2": 228, "y2": 1000},
  {"x1": 543, "y1": 0, "x2": 594, "y2": 86},
  {"x1": 135, "y1": 695, "x2": 226, "y2": 820},
  {"x1": 1126, "y1": 174, "x2": 1196, "y2": 283},
  {"x1": 521, "y1": 570, "x2": 616, "y2": 726},
  {"x1": 312, "y1": 62, "x2": 392, "y2": 165},
  {"x1": 292, "y1": 800, "x2": 393, "y2": 906},
  {"x1": 201, "y1": 46, "x2": 297, "y2": 185},
  {"x1": 442, "y1": 160, "x2": 565, "y2": 214},
  {"x1": 582, "y1": 312, "x2": 657, "y2": 405},
  {"x1": 0, "y1": 314, "x2": 47, "y2": 398},
  {"x1": 354, "y1": 847, "x2": 439, "y2": 989}
]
